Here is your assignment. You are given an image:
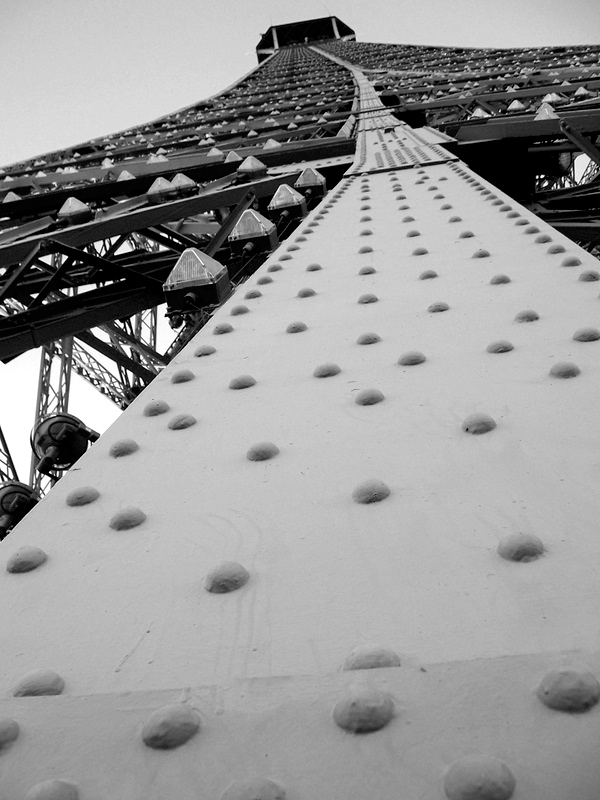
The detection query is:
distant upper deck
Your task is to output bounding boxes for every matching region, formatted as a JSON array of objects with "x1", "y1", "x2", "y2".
[{"x1": 256, "y1": 16, "x2": 355, "y2": 62}]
